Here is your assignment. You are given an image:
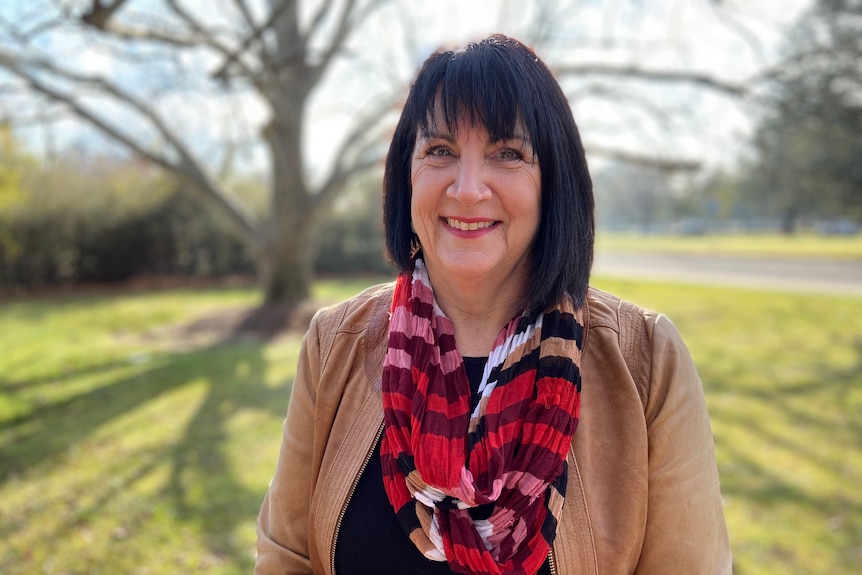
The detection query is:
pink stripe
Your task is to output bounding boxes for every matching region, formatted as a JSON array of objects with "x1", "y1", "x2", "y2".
[
  {"x1": 390, "y1": 307, "x2": 436, "y2": 345},
  {"x1": 438, "y1": 347, "x2": 463, "y2": 374},
  {"x1": 385, "y1": 348, "x2": 413, "y2": 370}
]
